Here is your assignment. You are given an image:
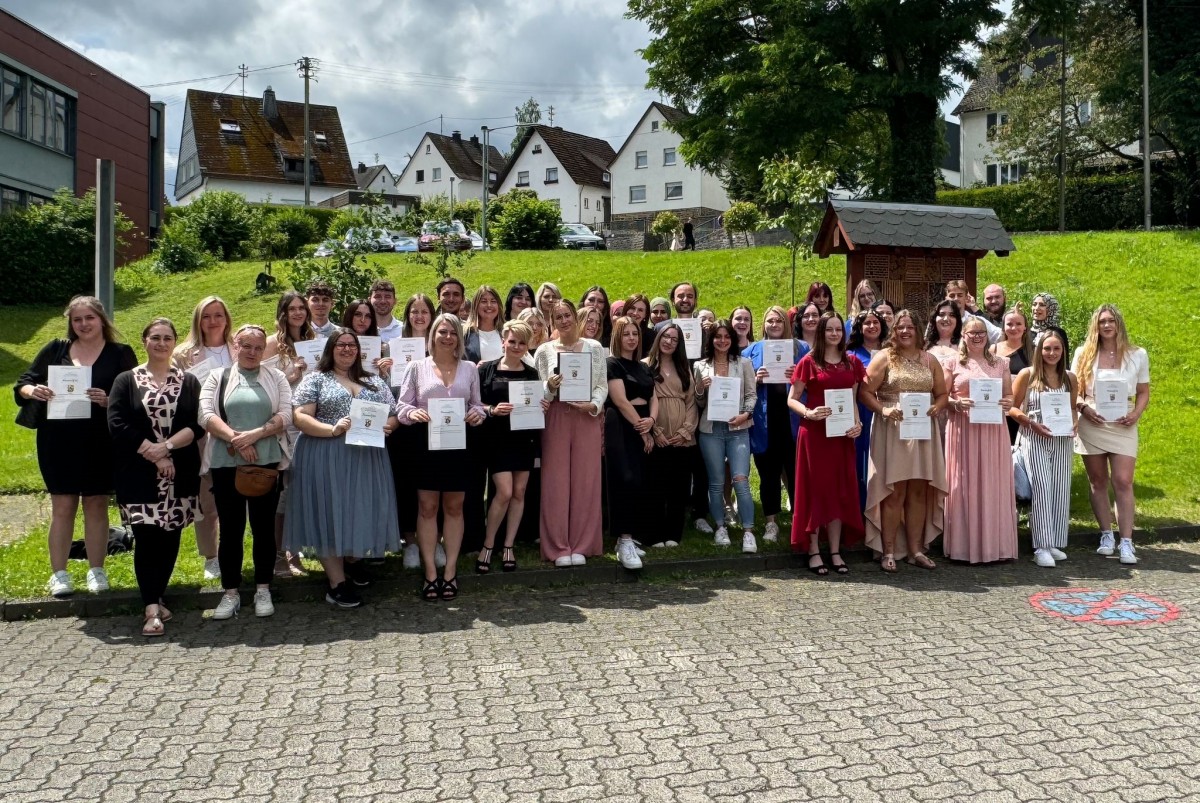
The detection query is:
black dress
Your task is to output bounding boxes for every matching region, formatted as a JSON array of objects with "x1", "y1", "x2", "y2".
[
  {"x1": 605, "y1": 357, "x2": 655, "y2": 540},
  {"x1": 477, "y1": 359, "x2": 542, "y2": 473},
  {"x1": 17, "y1": 339, "x2": 137, "y2": 495},
  {"x1": 1004, "y1": 347, "x2": 1031, "y2": 444}
]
